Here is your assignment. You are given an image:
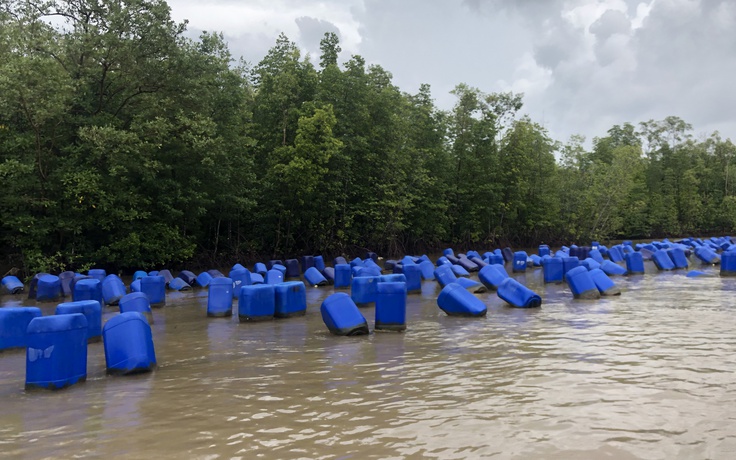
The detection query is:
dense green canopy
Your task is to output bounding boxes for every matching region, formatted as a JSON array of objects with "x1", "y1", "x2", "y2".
[{"x1": 1, "y1": 1, "x2": 735, "y2": 275}]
